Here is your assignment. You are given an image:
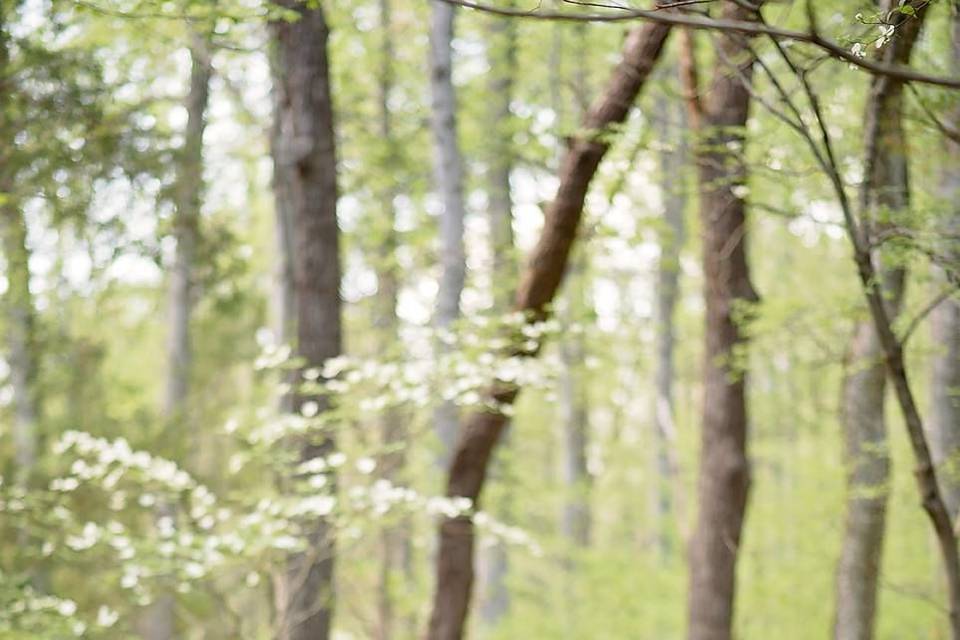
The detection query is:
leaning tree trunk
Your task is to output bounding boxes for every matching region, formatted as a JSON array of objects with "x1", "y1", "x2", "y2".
[
  {"x1": 651, "y1": 82, "x2": 687, "y2": 559},
  {"x1": 425, "y1": 21, "x2": 671, "y2": 640},
  {"x1": 929, "y1": 1, "x2": 960, "y2": 523},
  {"x1": 834, "y1": 6, "x2": 925, "y2": 638},
  {"x1": 430, "y1": 0, "x2": 467, "y2": 467},
  {"x1": 141, "y1": 36, "x2": 213, "y2": 640},
  {"x1": 477, "y1": 7, "x2": 517, "y2": 628},
  {"x1": 686, "y1": 3, "x2": 760, "y2": 640},
  {"x1": 269, "y1": 4, "x2": 342, "y2": 640}
]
